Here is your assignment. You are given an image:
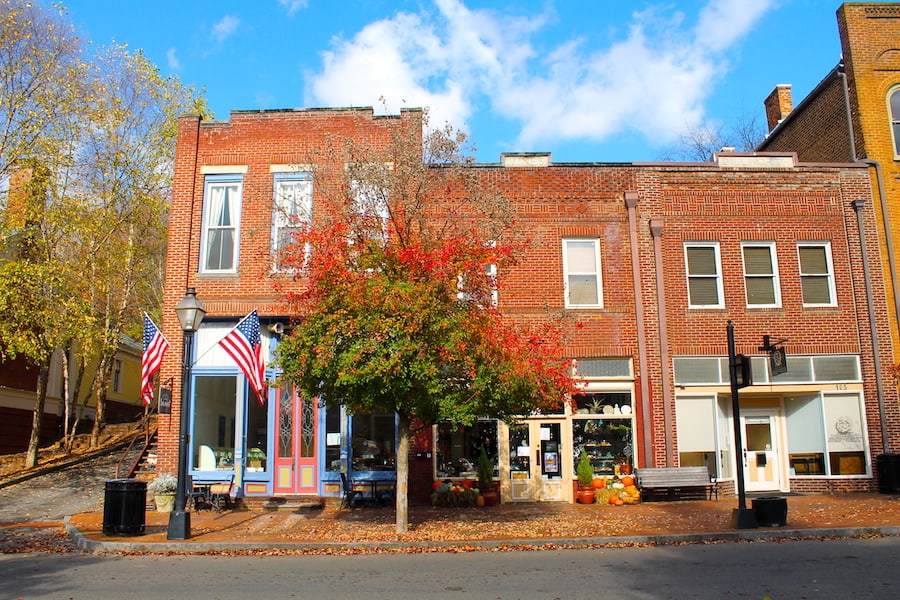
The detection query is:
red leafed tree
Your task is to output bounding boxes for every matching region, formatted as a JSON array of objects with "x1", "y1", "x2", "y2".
[{"x1": 277, "y1": 111, "x2": 577, "y2": 533}]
